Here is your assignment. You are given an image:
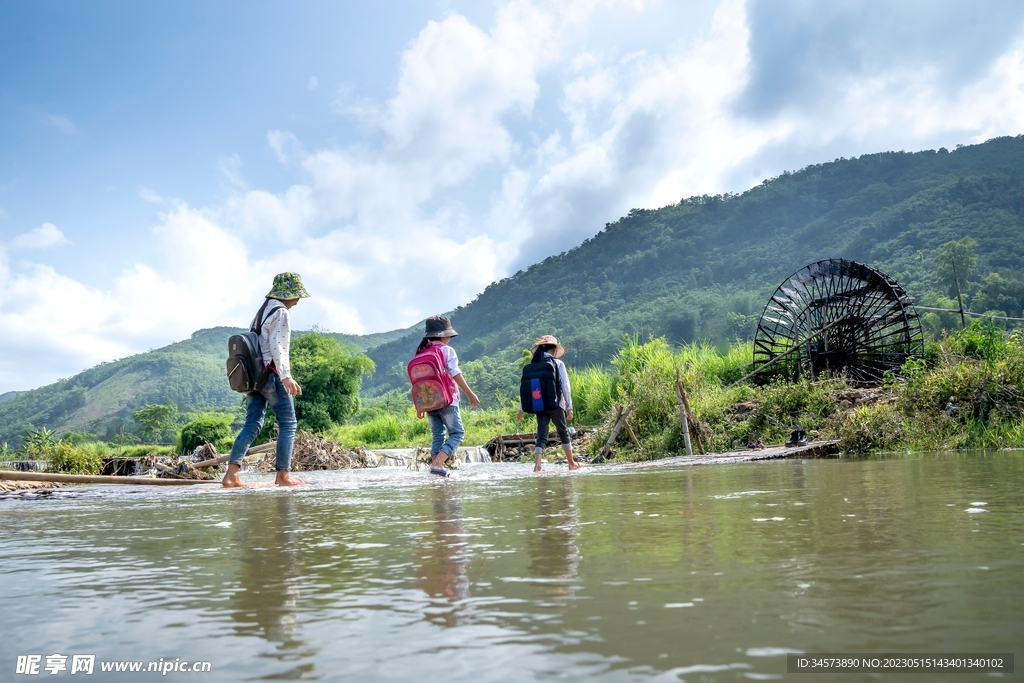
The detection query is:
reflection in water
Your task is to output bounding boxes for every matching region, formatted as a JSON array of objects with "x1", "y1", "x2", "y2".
[
  {"x1": 527, "y1": 478, "x2": 580, "y2": 587},
  {"x1": 230, "y1": 493, "x2": 310, "y2": 666},
  {"x1": 2, "y1": 455, "x2": 1023, "y2": 682},
  {"x1": 417, "y1": 483, "x2": 471, "y2": 627}
]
